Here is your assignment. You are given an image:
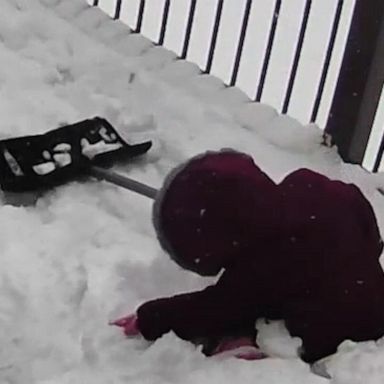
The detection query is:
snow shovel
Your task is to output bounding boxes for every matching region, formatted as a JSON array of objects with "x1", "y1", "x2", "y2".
[{"x1": 0, "y1": 117, "x2": 158, "y2": 199}]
